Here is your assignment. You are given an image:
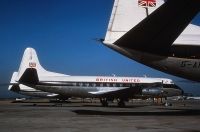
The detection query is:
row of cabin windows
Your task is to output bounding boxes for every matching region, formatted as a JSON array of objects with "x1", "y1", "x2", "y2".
[{"x1": 71, "y1": 82, "x2": 137, "y2": 87}]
